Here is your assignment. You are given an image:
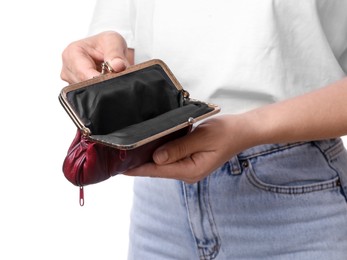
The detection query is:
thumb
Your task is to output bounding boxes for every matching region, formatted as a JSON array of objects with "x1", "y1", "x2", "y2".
[
  {"x1": 107, "y1": 57, "x2": 129, "y2": 72},
  {"x1": 101, "y1": 32, "x2": 130, "y2": 72},
  {"x1": 153, "y1": 135, "x2": 196, "y2": 165}
]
